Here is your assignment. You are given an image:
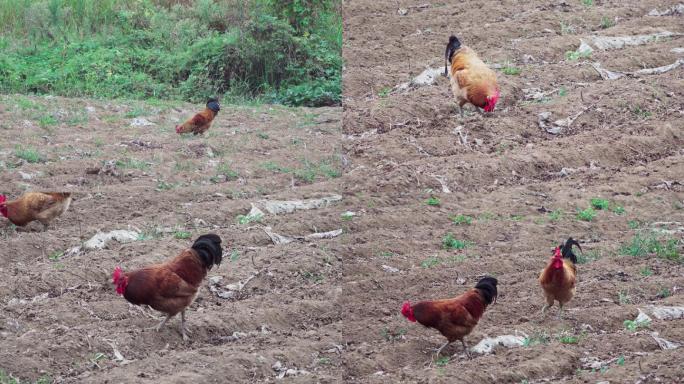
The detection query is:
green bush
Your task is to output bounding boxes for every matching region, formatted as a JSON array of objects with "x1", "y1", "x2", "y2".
[{"x1": 0, "y1": 0, "x2": 341, "y2": 107}]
